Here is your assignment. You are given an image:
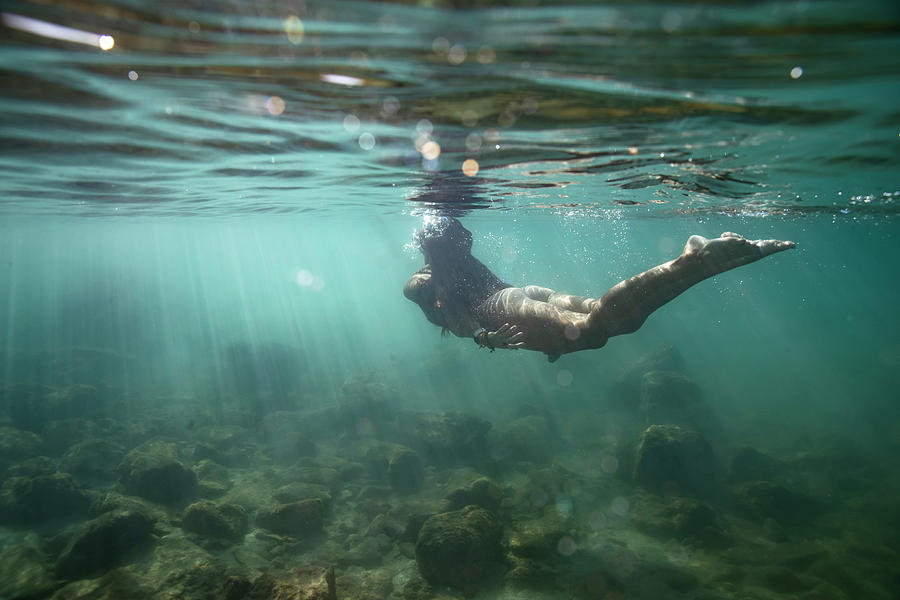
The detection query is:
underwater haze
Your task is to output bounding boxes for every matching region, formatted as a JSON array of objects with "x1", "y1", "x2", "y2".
[{"x1": 1, "y1": 1, "x2": 899, "y2": 599}]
